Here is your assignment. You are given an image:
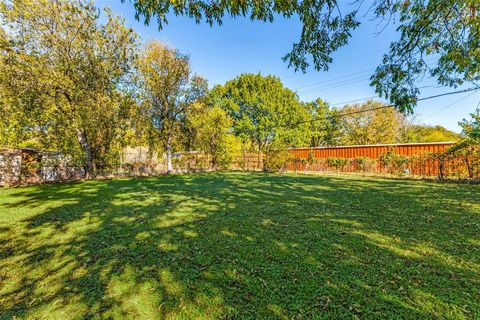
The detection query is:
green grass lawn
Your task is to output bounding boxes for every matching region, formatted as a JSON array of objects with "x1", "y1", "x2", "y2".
[{"x1": 0, "y1": 173, "x2": 479, "y2": 319}]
